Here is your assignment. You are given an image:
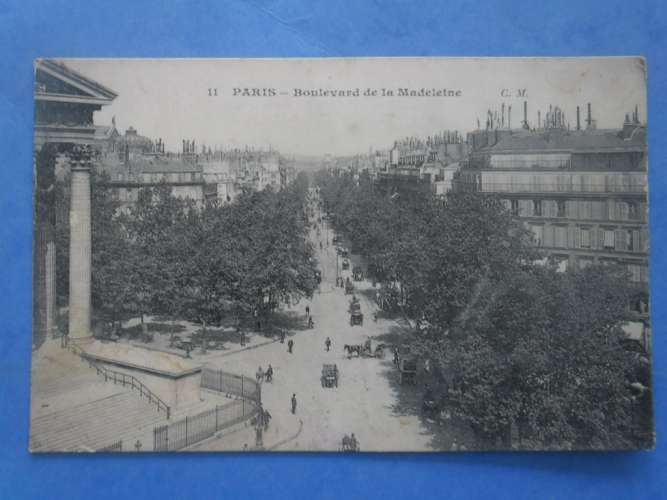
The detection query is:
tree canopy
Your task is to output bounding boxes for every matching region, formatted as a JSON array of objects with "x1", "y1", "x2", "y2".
[{"x1": 315, "y1": 168, "x2": 651, "y2": 450}]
